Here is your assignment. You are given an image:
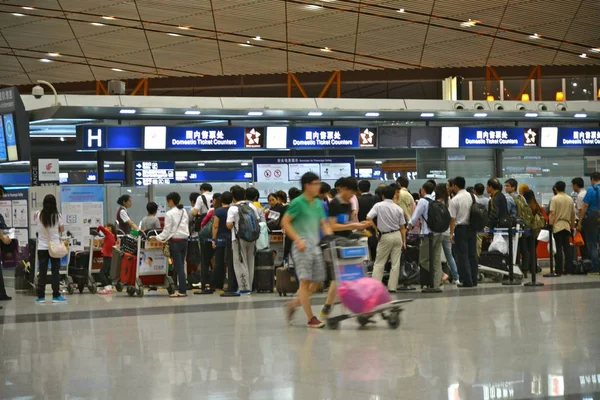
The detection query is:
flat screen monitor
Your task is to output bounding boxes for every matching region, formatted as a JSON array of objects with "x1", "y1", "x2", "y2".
[
  {"x1": 0, "y1": 117, "x2": 8, "y2": 162},
  {"x1": 410, "y1": 127, "x2": 441, "y2": 148},
  {"x1": 2, "y1": 114, "x2": 16, "y2": 161},
  {"x1": 378, "y1": 126, "x2": 409, "y2": 148}
]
